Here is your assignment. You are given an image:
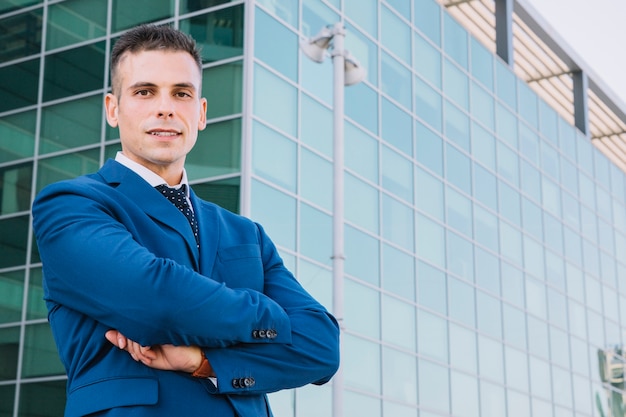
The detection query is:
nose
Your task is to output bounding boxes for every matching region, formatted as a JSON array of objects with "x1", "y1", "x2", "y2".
[{"x1": 156, "y1": 95, "x2": 175, "y2": 118}]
